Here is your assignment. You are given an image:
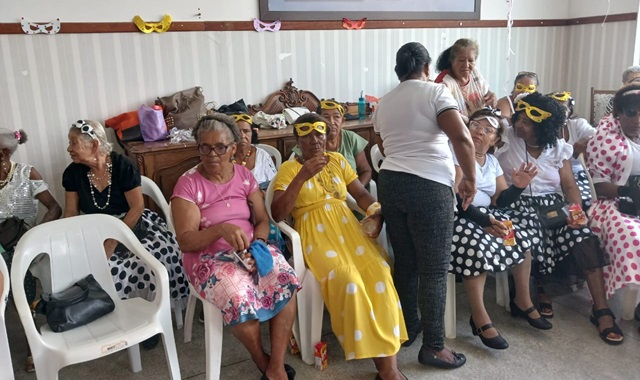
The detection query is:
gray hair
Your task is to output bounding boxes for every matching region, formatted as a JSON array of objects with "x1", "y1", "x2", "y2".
[
  {"x1": 69, "y1": 120, "x2": 113, "y2": 155},
  {"x1": 0, "y1": 128, "x2": 28, "y2": 155},
  {"x1": 192, "y1": 113, "x2": 241, "y2": 144},
  {"x1": 622, "y1": 66, "x2": 640, "y2": 84}
]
